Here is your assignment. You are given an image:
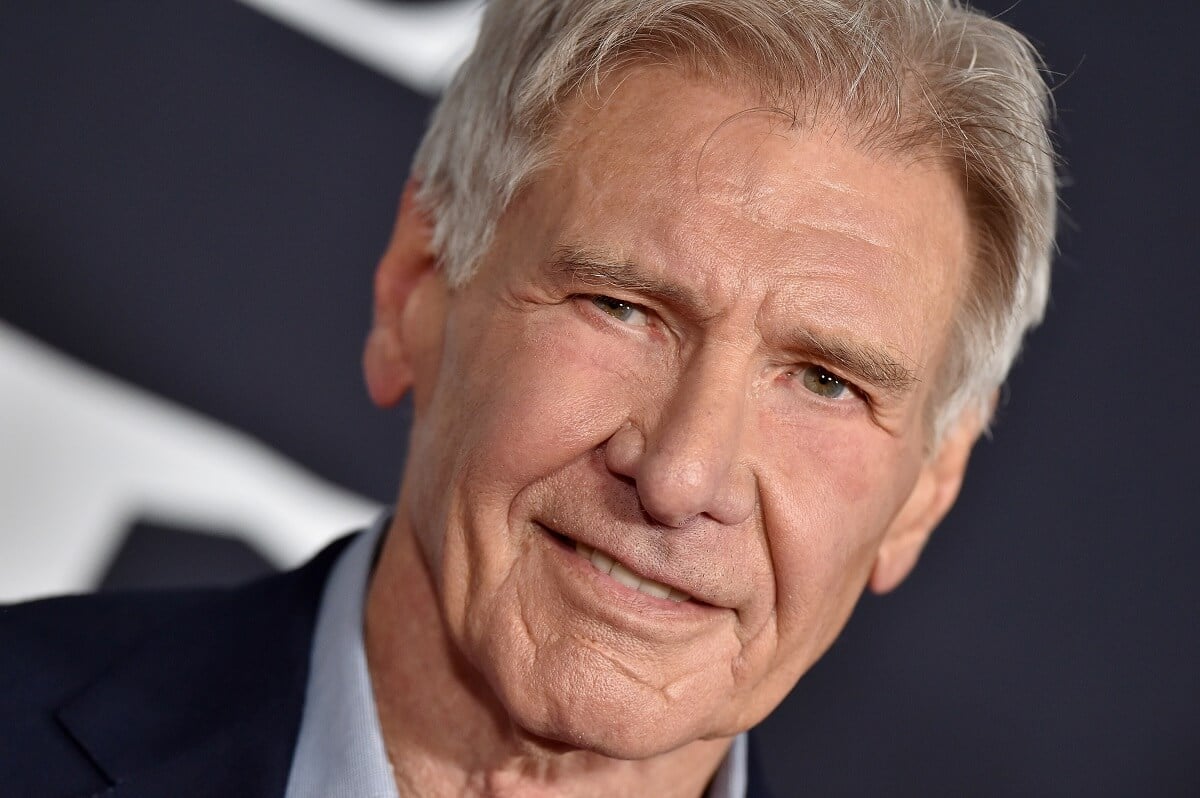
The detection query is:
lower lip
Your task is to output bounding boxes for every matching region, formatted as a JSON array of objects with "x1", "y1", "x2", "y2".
[{"x1": 535, "y1": 523, "x2": 718, "y2": 621}]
